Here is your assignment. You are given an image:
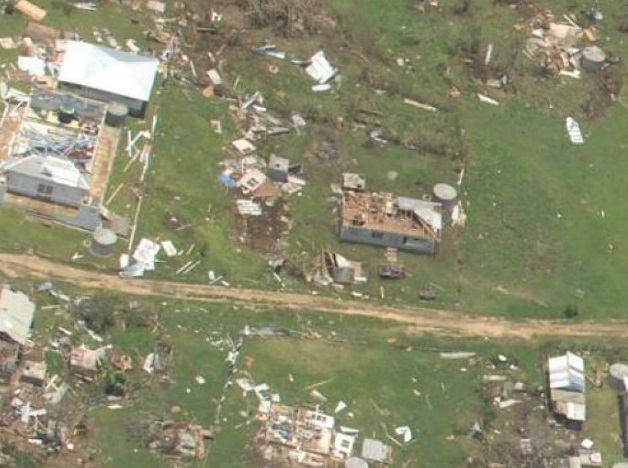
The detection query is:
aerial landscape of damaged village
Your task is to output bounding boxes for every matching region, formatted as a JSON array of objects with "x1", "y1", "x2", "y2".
[{"x1": 5, "y1": 1, "x2": 628, "y2": 468}]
